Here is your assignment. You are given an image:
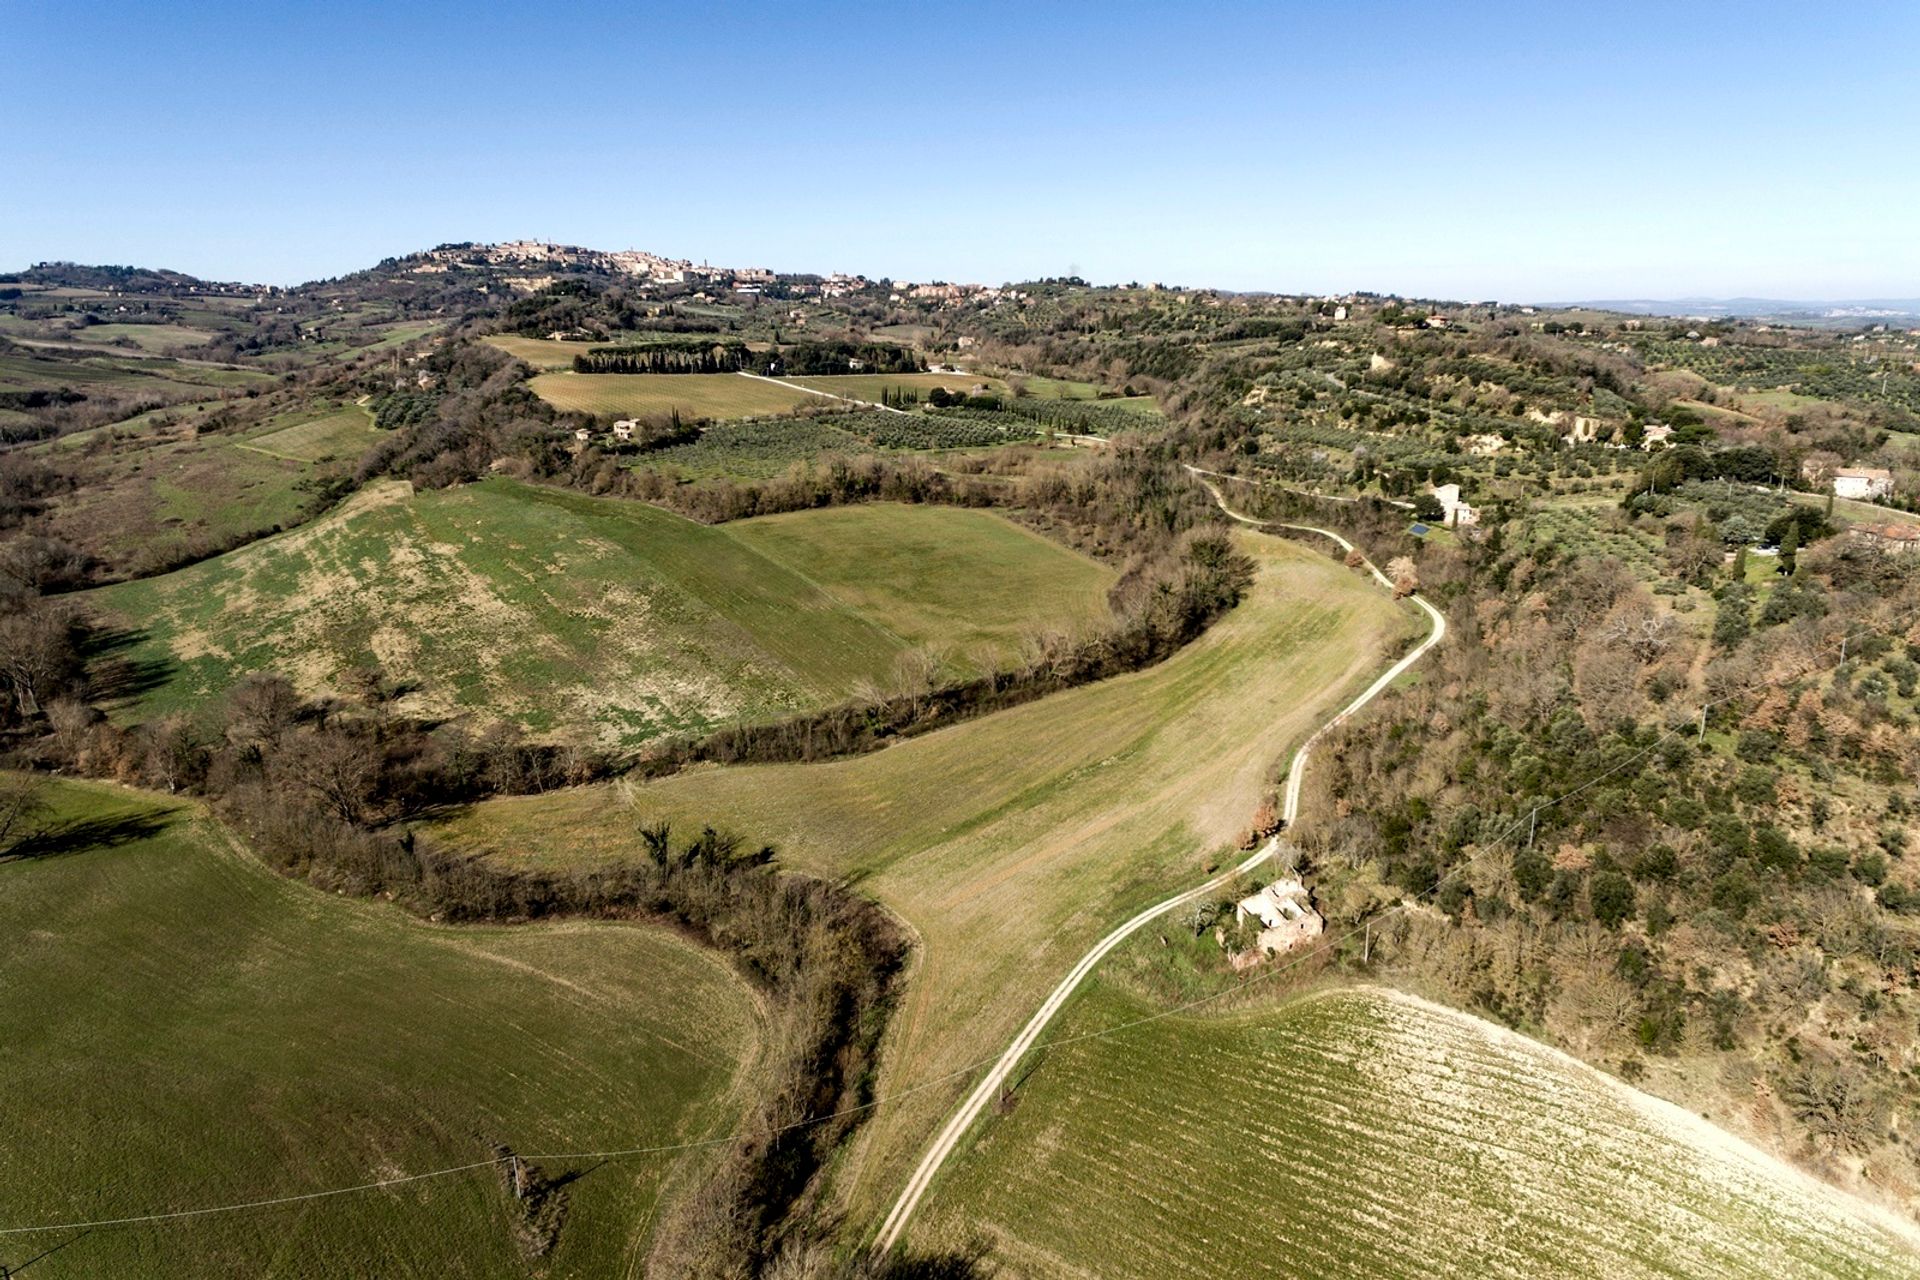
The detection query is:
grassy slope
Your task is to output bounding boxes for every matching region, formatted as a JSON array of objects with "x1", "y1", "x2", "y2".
[
  {"x1": 727, "y1": 504, "x2": 1110, "y2": 663},
  {"x1": 915, "y1": 984, "x2": 1920, "y2": 1279},
  {"x1": 40, "y1": 428, "x2": 316, "y2": 574},
  {"x1": 68, "y1": 322, "x2": 219, "y2": 353},
  {"x1": 0, "y1": 778, "x2": 760, "y2": 1279},
  {"x1": 484, "y1": 335, "x2": 595, "y2": 370},
  {"x1": 527, "y1": 371, "x2": 811, "y2": 419},
  {"x1": 237, "y1": 401, "x2": 381, "y2": 462},
  {"x1": 89, "y1": 481, "x2": 1113, "y2": 746},
  {"x1": 430, "y1": 530, "x2": 1417, "y2": 1224}
]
